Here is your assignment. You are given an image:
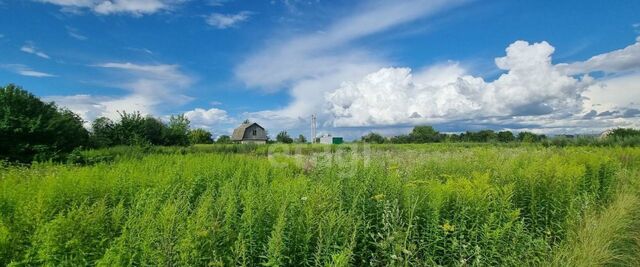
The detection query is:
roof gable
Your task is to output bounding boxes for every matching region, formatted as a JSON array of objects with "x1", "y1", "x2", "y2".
[{"x1": 231, "y1": 122, "x2": 266, "y2": 141}]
